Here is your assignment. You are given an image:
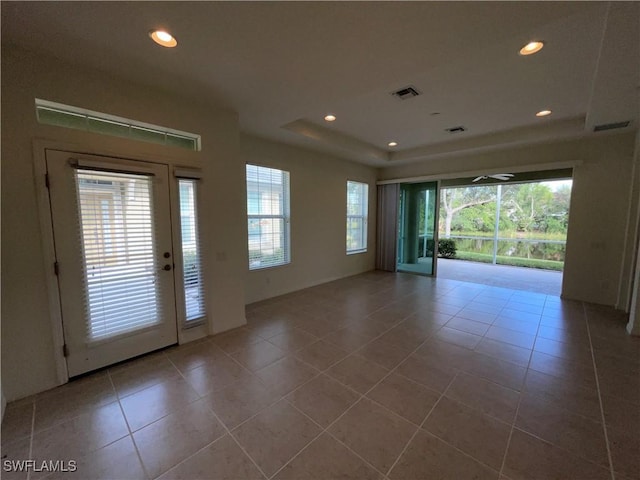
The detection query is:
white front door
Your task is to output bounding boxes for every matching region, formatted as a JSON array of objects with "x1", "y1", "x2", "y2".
[{"x1": 46, "y1": 150, "x2": 178, "y2": 377}]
